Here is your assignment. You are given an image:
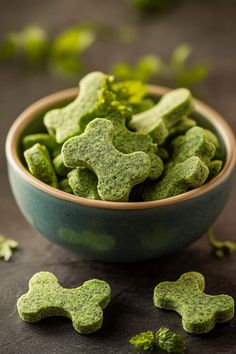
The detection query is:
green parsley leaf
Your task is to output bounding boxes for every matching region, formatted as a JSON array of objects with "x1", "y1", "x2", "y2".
[
  {"x1": 207, "y1": 228, "x2": 236, "y2": 258},
  {"x1": 129, "y1": 330, "x2": 155, "y2": 351},
  {"x1": 0, "y1": 234, "x2": 18, "y2": 261}
]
